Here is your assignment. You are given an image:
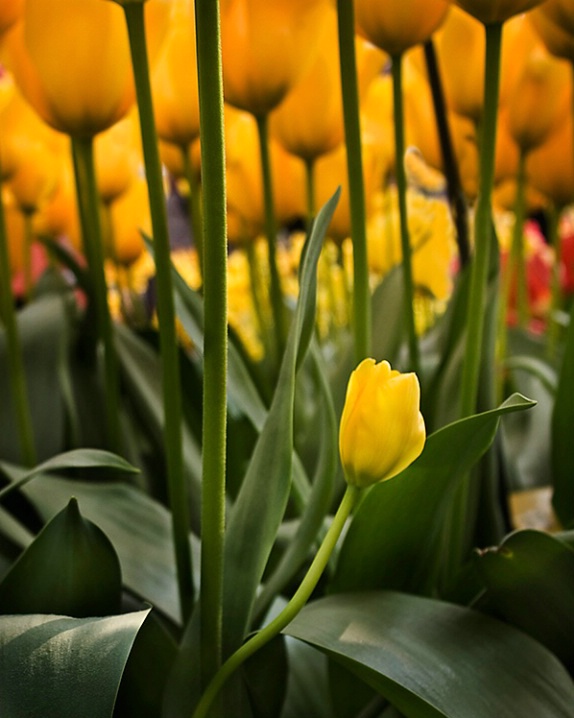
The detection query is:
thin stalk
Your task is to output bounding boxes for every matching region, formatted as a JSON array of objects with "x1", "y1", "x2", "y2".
[
  {"x1": 513, "y1": 150, "x2": 528, "y2": 328},
  {"x1": 391, "y1": 52, "x2": 420, "y2": 376},
  {"x1": 459, "y1": 22, "x2": 503, "y2": 418},
  {"x1": 337, "y1": 0, "x2": 370, "y2": 362},
  {"x1": 256, "y1": 113, "x2": 285, "y2": 364},
  {"x1": 192, "y1": 485, "x2": 361, "y2": 718},
  {"x1": 547, "y1": 204, "x2": 563, "y2": 358},
  {"x1": 0, "y1": 191, "x2": 36, "y2": 465},
  {"x1": 305, "y1": 157, "x2": 316, "y2": 227},
  {"x1": 181, "y1": 143, "x2": 204, "y2": 282},
  {"x1": 122, "y1": 2, "x2": 193, "y2": 623},
  {"x1": 71, "y1": 136, "x2": 122, "y2": 455},
  {"x1": 446, "y1": 21, "x2": 503, "y2": 580},
  {"x1": 194, "y1": 0, "x2": 229, "y2": 691},
  {"x1": 496, "y1": 149, "x2": 527, "y2": 402},
  {"x1": 246, "y1": 241, "x2": 271, "y2": 356},
  {"x1": 423, "y1": 38, "x2": 470, "y2": 268},
  {"x1": 22, "y1": 210, "x2": 34, "y2": 301}
]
